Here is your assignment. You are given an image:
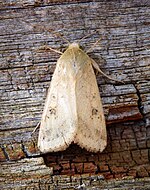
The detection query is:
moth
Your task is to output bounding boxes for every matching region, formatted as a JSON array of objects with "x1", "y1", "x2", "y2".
[{"x1": 38, "y1": 39, "x2": 114, "y2": 153}]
